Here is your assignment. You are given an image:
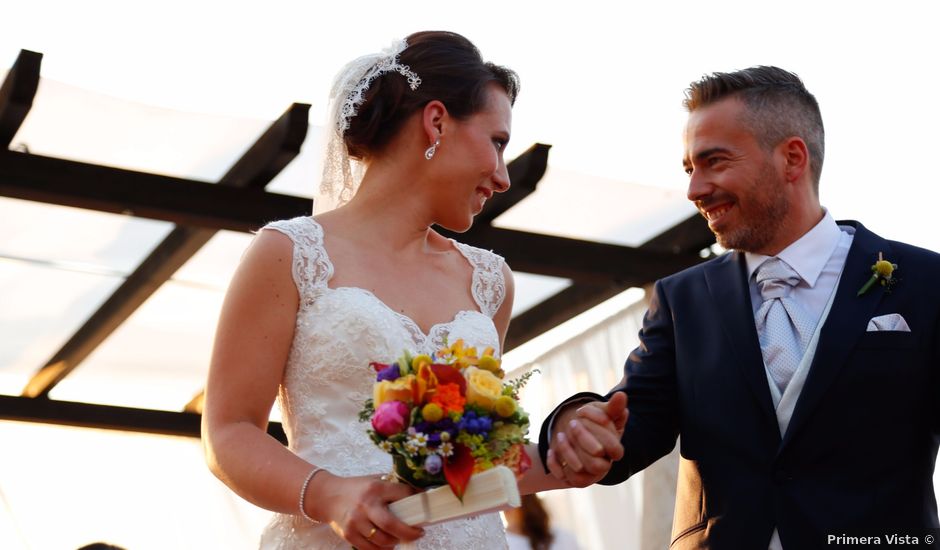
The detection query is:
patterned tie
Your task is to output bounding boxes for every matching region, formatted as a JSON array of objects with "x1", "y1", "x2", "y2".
[{"x1": 754, "y1": 258, "x2": 814, "y2": 393}]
